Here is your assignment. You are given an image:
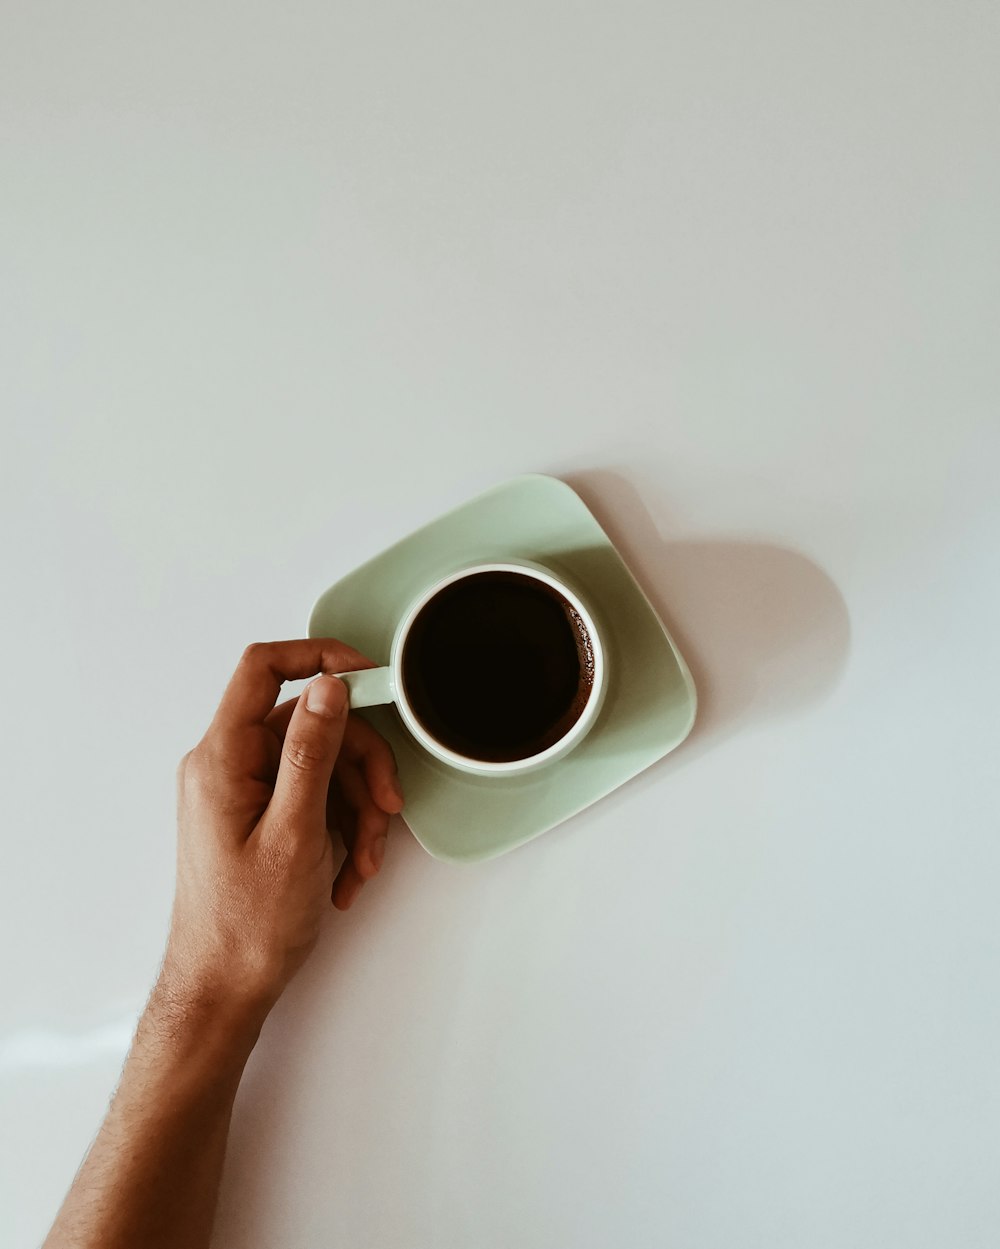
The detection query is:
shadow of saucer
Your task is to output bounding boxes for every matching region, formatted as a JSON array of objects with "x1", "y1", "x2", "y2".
[{"x1": 563, "y1": 469, "x2": 852, "y2": 764}]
